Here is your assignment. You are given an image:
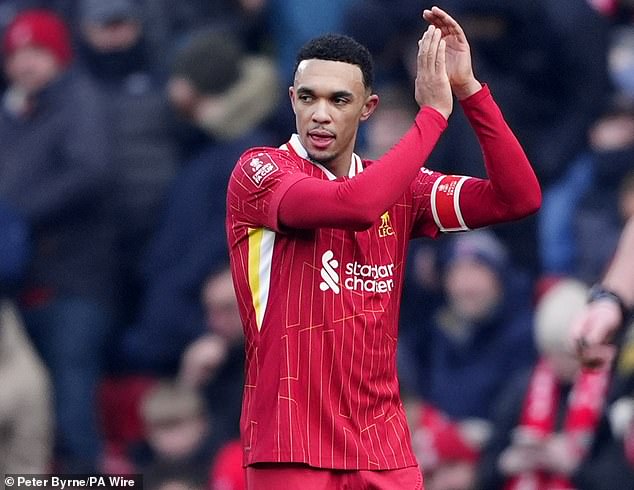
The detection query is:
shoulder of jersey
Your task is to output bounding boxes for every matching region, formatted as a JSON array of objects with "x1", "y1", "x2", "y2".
[{"x1": 235, "y1": 147, "x2": 296, "y2": 187}]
